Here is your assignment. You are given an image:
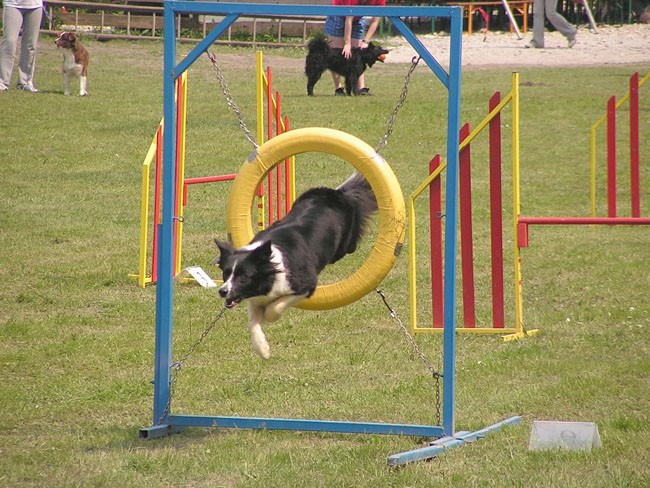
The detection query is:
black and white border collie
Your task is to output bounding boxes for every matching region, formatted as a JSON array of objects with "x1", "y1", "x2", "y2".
[{"x1": 214, "y1": 172, "x2": 377, "y2": 359}]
